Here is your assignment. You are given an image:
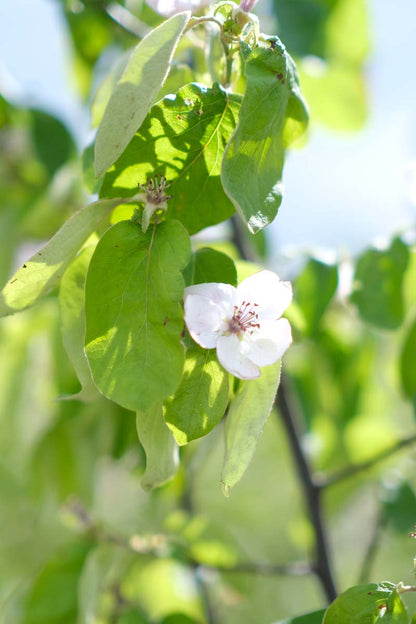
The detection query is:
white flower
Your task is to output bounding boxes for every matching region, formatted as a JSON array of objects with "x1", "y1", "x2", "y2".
[{"x1": 184, "y1": 270, "x2": 292, "y2": 379}]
